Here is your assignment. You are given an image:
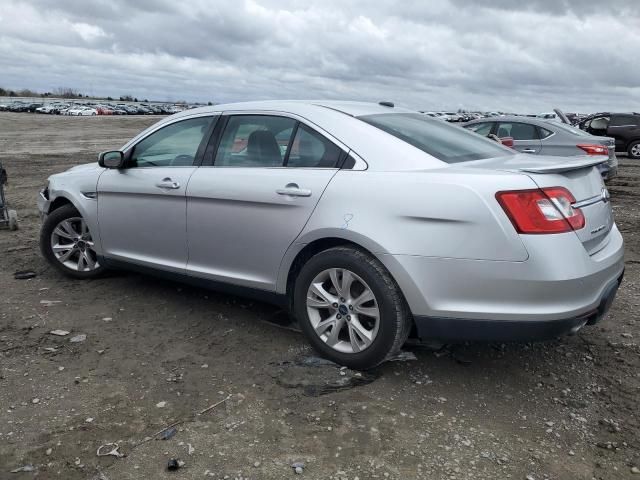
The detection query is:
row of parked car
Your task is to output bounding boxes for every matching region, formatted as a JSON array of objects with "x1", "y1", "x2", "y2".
[
  {"x1": 0, "y1": 100, "x2": 188, "y2": 116},
  {"x1": 458, "y1": 109, "x2": 640, "y2": 180}
]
